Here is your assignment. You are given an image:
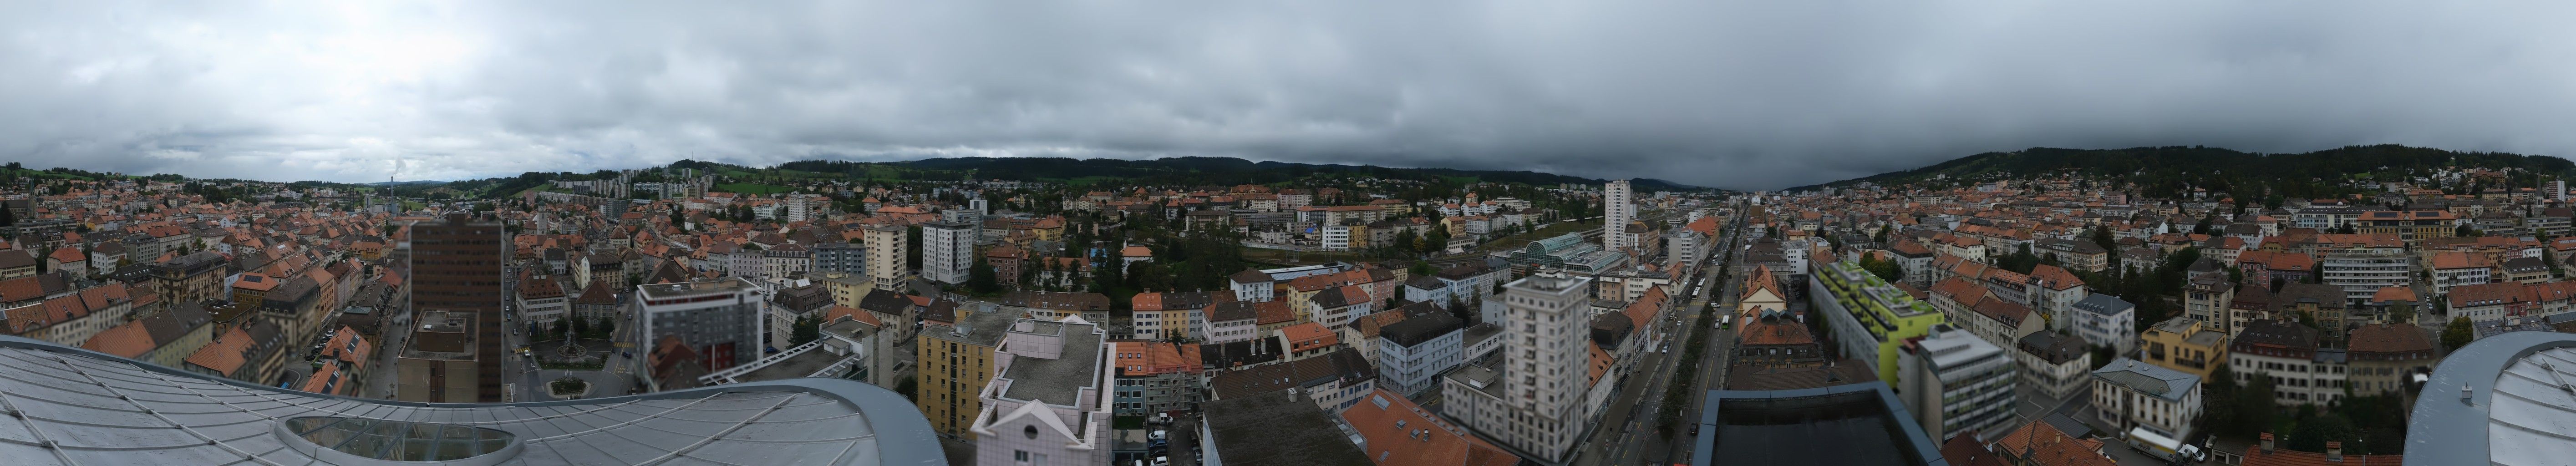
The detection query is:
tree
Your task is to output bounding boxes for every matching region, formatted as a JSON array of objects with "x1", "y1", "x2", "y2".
[
  {"x1": 2285, "y1": 413, "x2": 2361, "y2": 454},
  {"x1": 968, "y1": 257, "x2": 1001, "y2": 296},
  {"x1": 789, "y1": 314, "x2": 822, "y2": 347},
  {"x1": 1859, "y1": 254, "x2": 1902, "y2": 283},
  {"x1": 2234, "y1": 370, "x2": 2278, "y2": 440},
  {"x1": 2443, "y1": 316, "x2": 2476, "y2": 350},
  {"x1": 2458, "y1": 224, "x2": 2483, "y2": 238},
  {"x1": 906, "y1": 225, "x2": 925, "y2": 271}
]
